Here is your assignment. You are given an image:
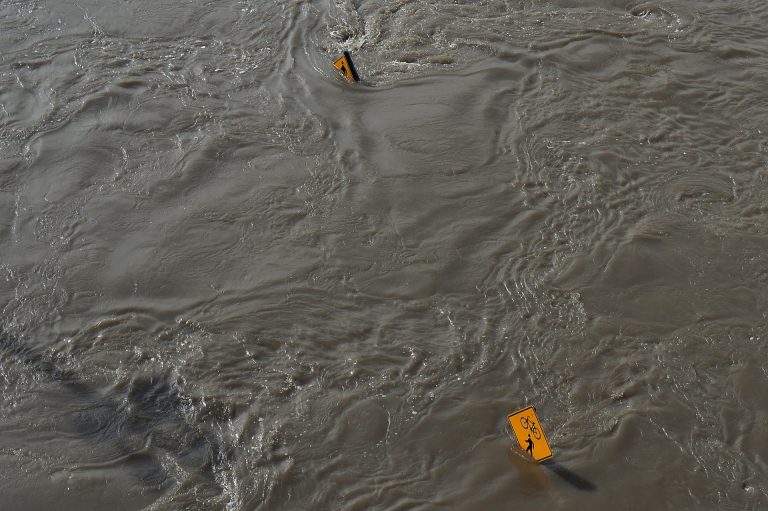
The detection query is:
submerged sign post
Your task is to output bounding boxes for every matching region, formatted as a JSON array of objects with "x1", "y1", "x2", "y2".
[
  {"x1": 508, "y1": 406, "x2": 553, "y2": 462},
  {"x1": 333, "y1": 51, "x2": 360, "y2": 82}
]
